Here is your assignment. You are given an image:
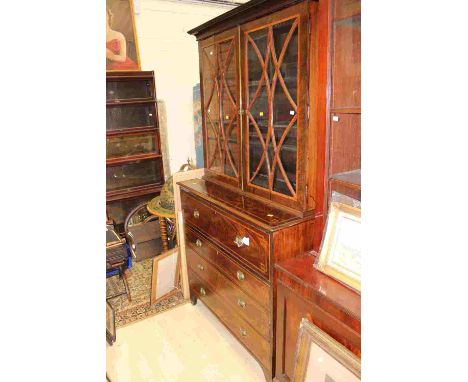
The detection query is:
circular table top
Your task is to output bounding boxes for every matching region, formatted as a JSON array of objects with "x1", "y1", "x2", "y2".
[{"x1": 147, "y1": 196, "x2": 176, "y2": 219}]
